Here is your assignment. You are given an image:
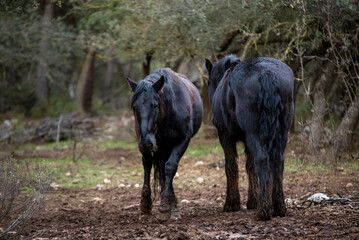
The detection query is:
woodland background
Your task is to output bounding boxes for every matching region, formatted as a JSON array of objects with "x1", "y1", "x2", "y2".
[{"x1": 1, "y1": 0, "x2": 359, "y2": 164}]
